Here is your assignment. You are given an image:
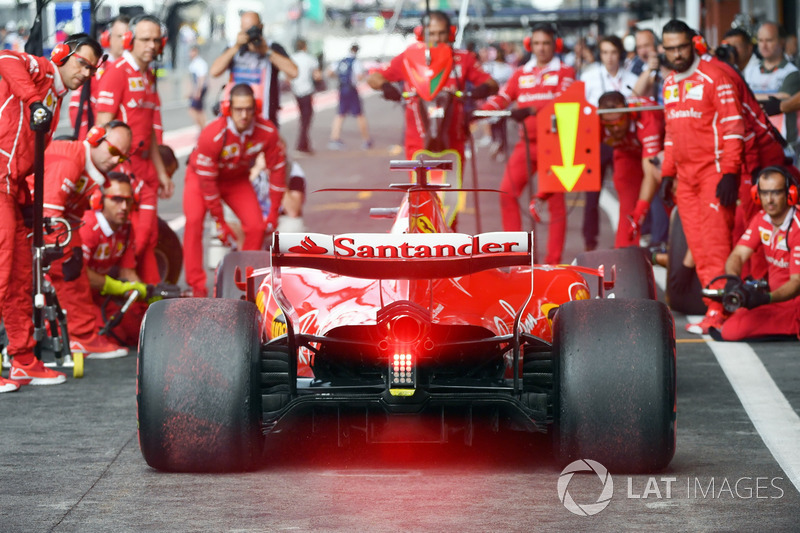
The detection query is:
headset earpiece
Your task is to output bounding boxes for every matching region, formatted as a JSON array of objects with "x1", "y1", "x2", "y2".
[
  {"x1": 50, "y1": 42, "x2": 72, "y2": 65},
  {"x1": 100, "y1": 30, "x2": 110, "y2": 49},
  {"x1": 693, "y1": 34, "x2": 708, "y2": 55},
  {"x1": 555, "y1": 36, "x2": 564, "y2": 54},
  {"x1": 523, "y1": 36, "x2": 532, "y2": 53},
  {"x1": 86, "y1": 124, "x2": 107, "y2": 147},
  {"x1": 752, "y1": 166, "x2": 799, "y2": 207},
  {"x1": 413, "y1": 20, "x2": 456, "y2": 43},
  {"x1": 123, "y1": 14, "x2": 167, "y2": 53},
  {"x1": 220, "y1": 96, "x2": 262, "y2": 117},
  {"x1": 90, "y1": 190, "x2": 103, "y2": 211}
]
